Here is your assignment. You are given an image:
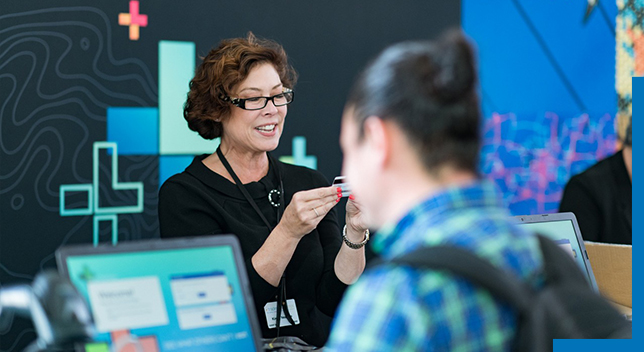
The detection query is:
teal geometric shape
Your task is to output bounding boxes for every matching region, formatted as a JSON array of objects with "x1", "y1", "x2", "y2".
[
  {"x1": 93, "y1": 214, "x2": 118, "y2": 247},
  {"x1": 93, "y1": 141, "x2": 144, "y2": 214},
  {"x1": 159, "y1": 40, "x2": 218, "y2": 155},
  {"x1": 59, "y1": 184, "x2": 93, "y2": 216},
  {"x1": 159, "y1": 155, "x2": 194, "y2": 187},
  {"x1": 279, "y1": 136, "x2": 317, "y2": 169},
  {"x1": 107, "y1": 107, "x2": 159, "y2": 155},
  {"x1": 59, "y1": 141, "x2": 144, "y2": 247}
]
